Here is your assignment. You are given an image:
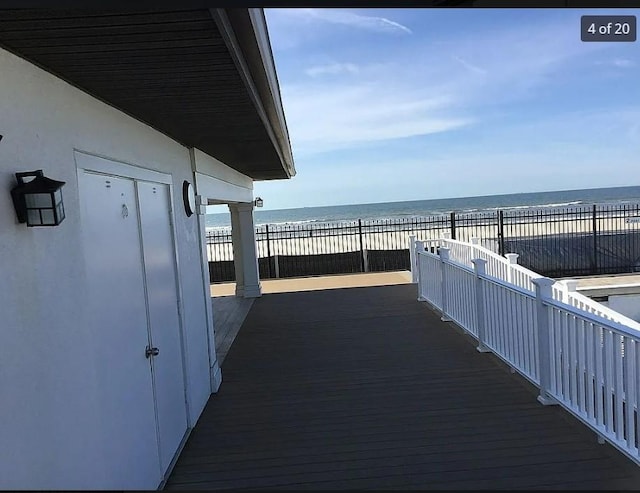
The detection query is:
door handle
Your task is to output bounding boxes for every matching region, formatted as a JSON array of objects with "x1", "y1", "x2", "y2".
[{"x1": 145, "y1": 345, "x2": 160, "y2": 358}]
